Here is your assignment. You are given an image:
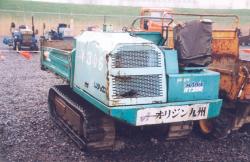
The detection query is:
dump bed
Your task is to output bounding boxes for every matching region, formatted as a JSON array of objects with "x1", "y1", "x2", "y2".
[
  {"x1": 40, "y1": 39, "x2": 74, "y2": 82},
  {"x1": 210, "y1": 29, "x2": 250, "y2": 101}
]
